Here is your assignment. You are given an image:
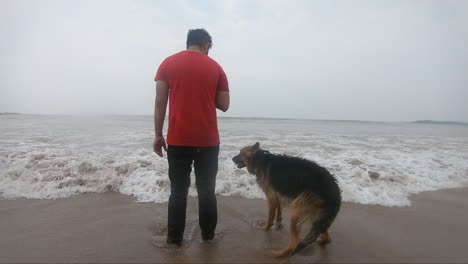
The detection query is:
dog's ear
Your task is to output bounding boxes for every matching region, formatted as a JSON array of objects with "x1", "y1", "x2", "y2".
[{"x1": 253, "y1": 142, "x2": 260, "y2": 150}]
